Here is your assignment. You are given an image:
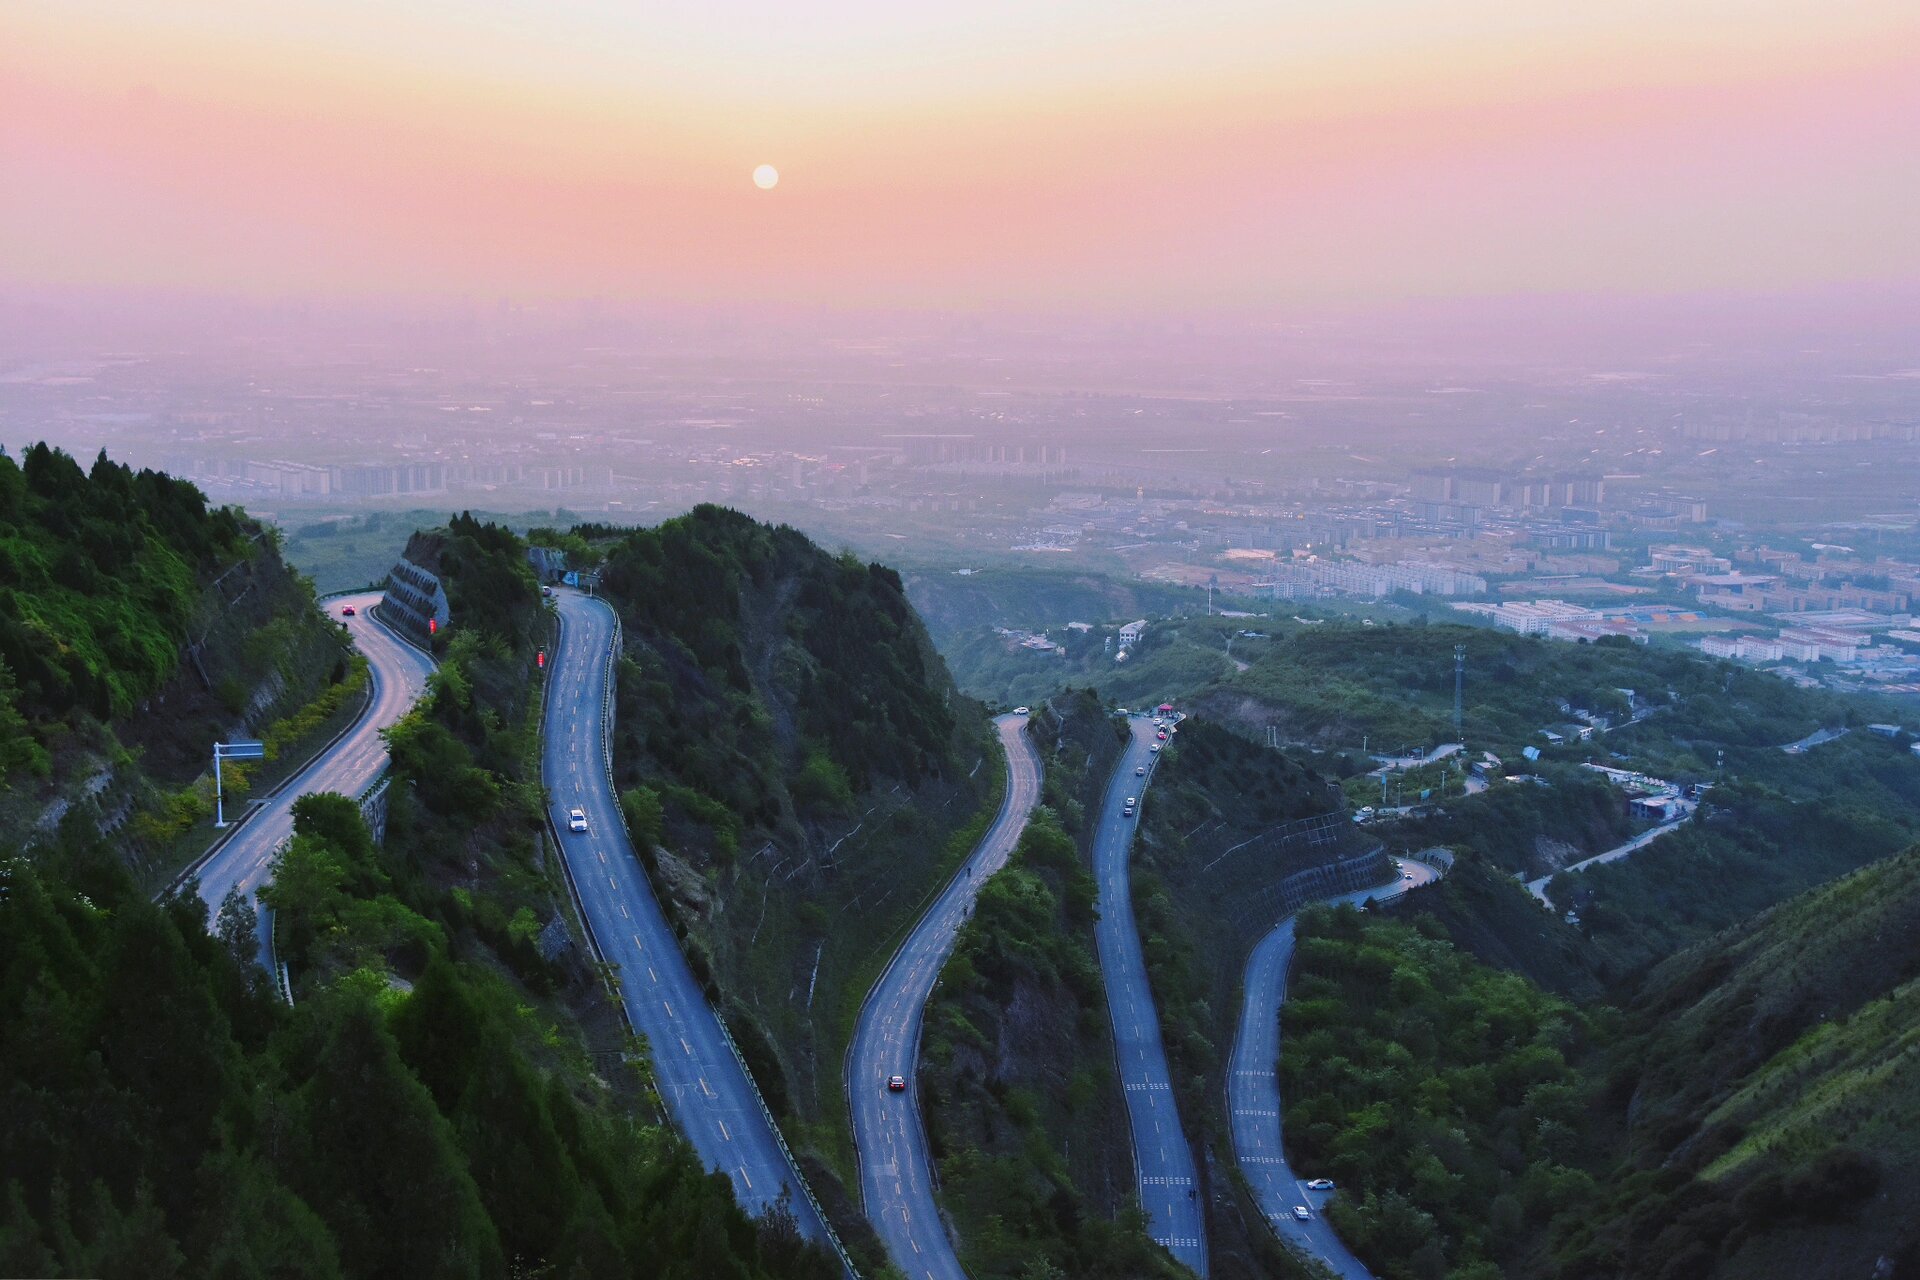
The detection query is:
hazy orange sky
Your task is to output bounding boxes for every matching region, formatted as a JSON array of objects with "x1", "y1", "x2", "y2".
[{"x1": 3, "y1": 1, "x2": 1917, "y2": 313}]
